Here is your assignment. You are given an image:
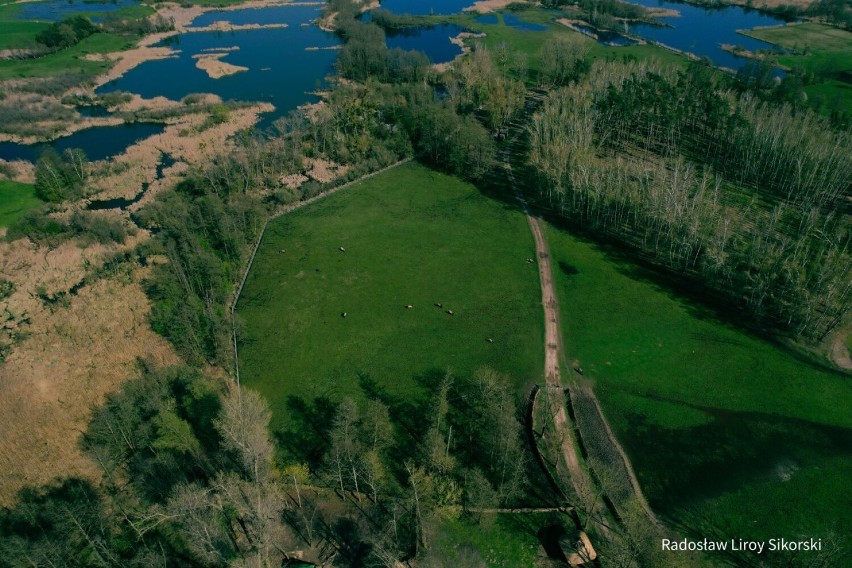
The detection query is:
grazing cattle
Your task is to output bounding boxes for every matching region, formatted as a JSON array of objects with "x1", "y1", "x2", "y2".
[
  {"x1": 279, "y1": 249, "x2": 286, "y2": 253},
  {"x1": 446, "y1": 310, "x2": 454, "y2": 316},
  {"x1": 434, "y1": 303, "x2": 443, "y2": 308},
  {"x1": 487, "y1": 338, "x2": 494, "y2": 343},
  {"x1": 339, "y1": 247, "x2": 346, "y2": 252},
  {"x1": 526, "y1": 258, "x2": 534, "y2": 263},
  {"x1": 574, "y1": 366, "x2": 584, "y2": 375},
  {"x1": 341, "y1": 312, "x2": 347, "y2": 318},
  {"x1": 405, "y1": 304, "x2": 413, "y2": 309}
]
